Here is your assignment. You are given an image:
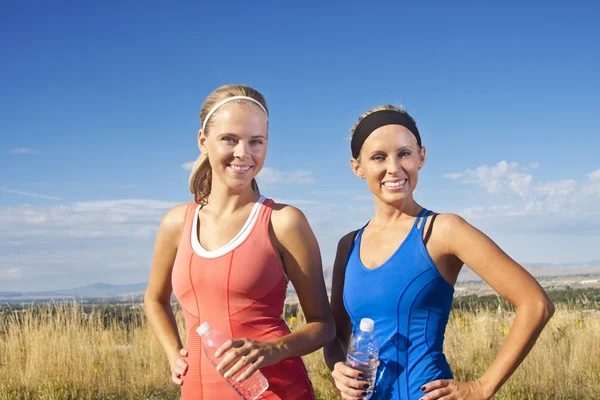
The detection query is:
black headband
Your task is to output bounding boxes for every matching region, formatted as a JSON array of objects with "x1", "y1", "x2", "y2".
[{"x1": 351, "y1": 109, "x2": 421, "y2": 159}]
